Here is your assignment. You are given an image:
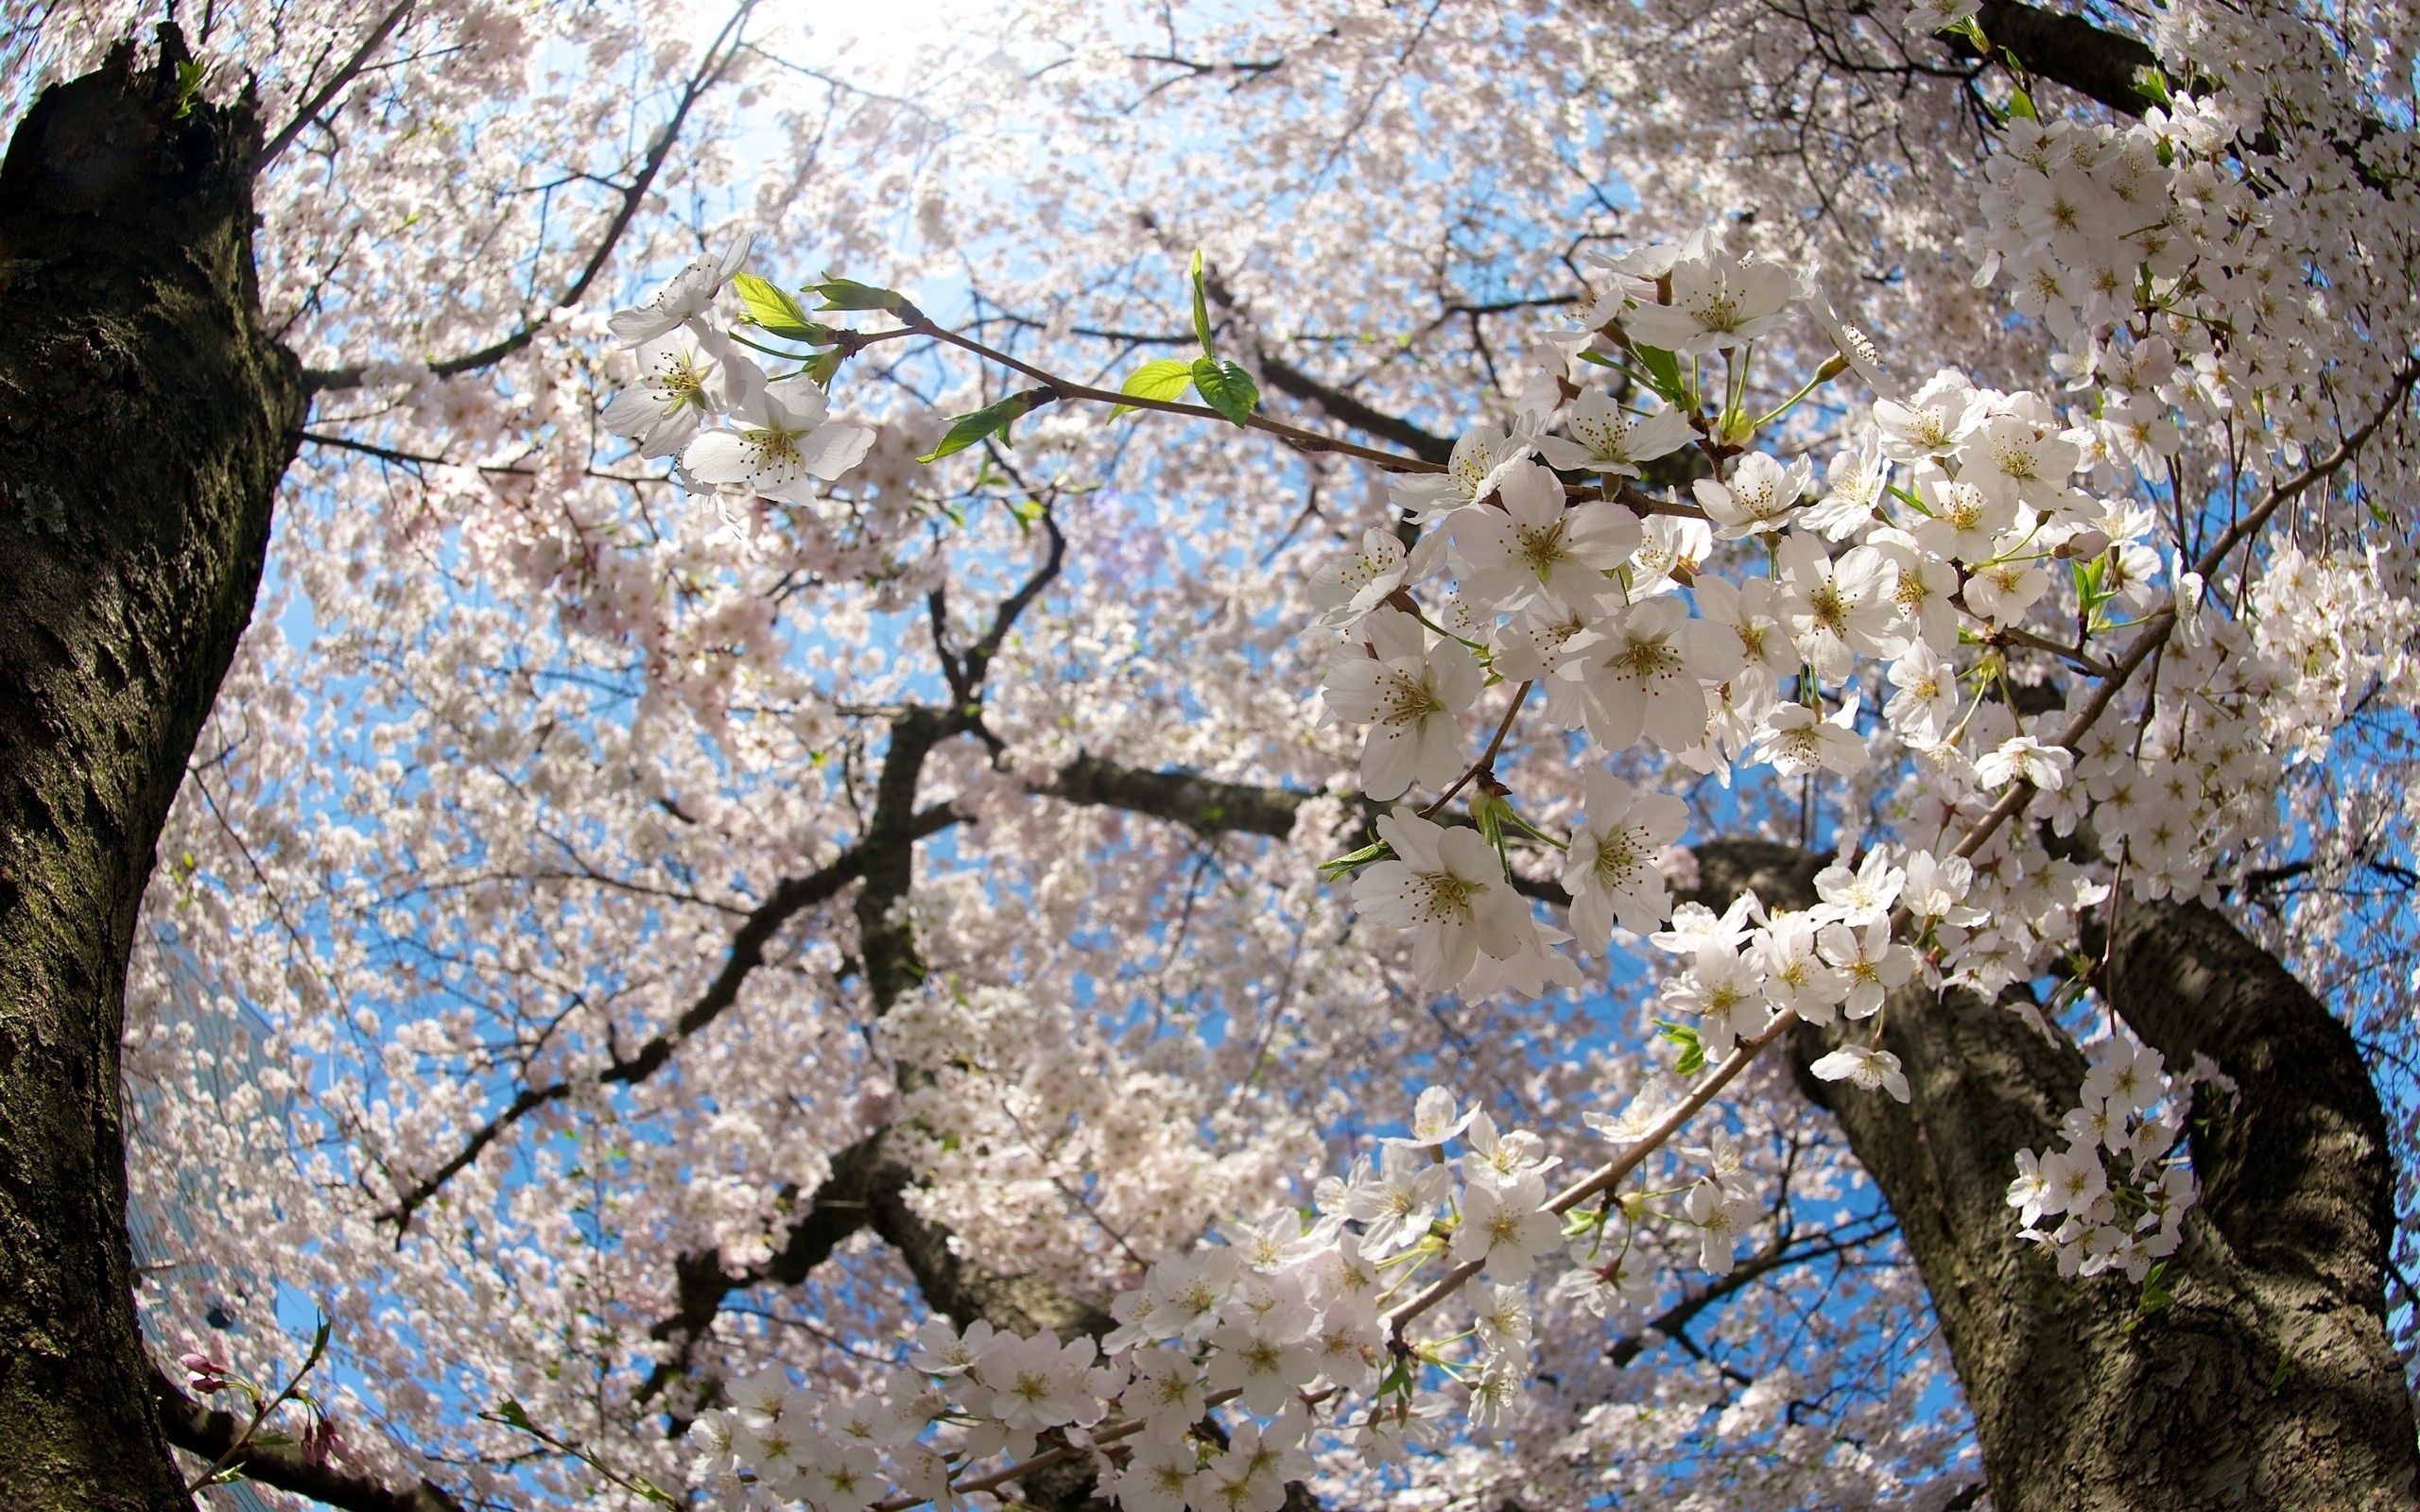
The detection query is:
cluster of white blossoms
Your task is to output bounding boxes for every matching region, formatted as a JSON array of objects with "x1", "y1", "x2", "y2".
[
  {"x1": 697, "y1": 1086, "x2": 1746, "y2": 1512},
  {"x1": 600, "y1": 236, "x2": 877, "y2": 503},
  {"x1": 556, "y1": 38, "x2": 2407, "y2": 1506},
  {"x1": 2007, "y1": 1036, "x2": 2218, "y2": 1282},
  {"x1": 1646, "y1": 849, "x2": 1930, "y2": 1074}
]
